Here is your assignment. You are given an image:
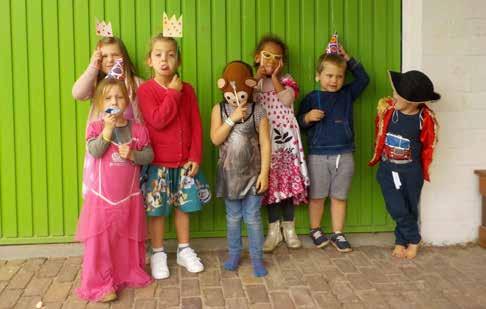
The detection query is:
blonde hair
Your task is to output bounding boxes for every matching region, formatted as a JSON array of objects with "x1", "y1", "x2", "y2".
[
  {"x1": 316, "y1": 53, "x2": 347, "y2": 74},
  {"x1": 92, "y1": 79, "x2": 130, "y2": 119},
  {"x1": 96, "y1": 36, "x2": 138, "y2": 100}
]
